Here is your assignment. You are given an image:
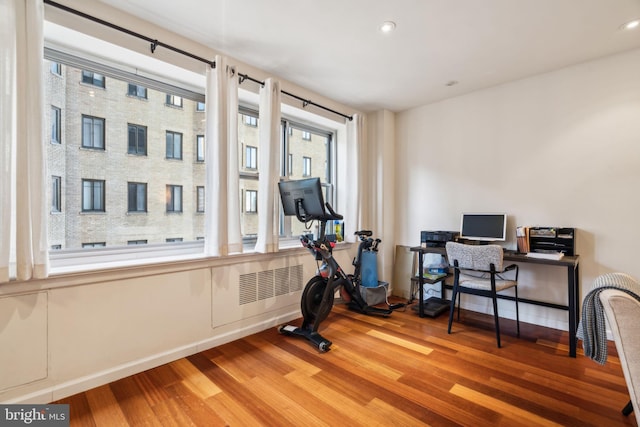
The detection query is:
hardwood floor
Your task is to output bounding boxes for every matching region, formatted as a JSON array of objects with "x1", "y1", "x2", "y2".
[{"x1": 55, "y1": 298, "x2": 636, "y2": 426}]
